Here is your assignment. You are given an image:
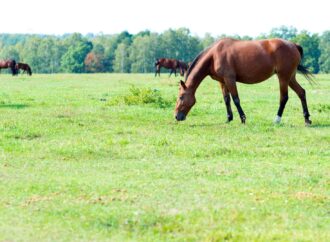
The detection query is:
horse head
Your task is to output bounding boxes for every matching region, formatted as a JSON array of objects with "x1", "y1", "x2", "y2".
[
  {"x1": 10, "y1": 60, "x2": 18, "y2": 75},
  {"x1": 27, "y1": 65, "x2": 32, "y2": 75},
  {"x1": 175, "y1": 80, "x2": 196, "y2": 121}
]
